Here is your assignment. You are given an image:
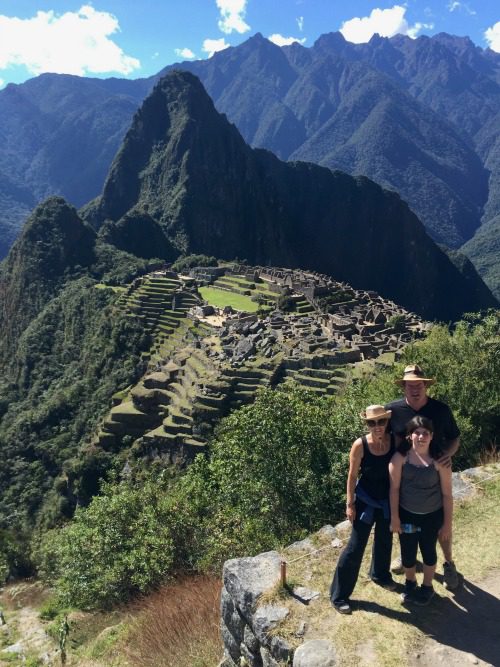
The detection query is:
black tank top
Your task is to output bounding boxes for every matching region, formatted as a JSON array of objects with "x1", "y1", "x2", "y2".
[{"x1": 358, "y1": 435, "x2": 395, "y2": 500}]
